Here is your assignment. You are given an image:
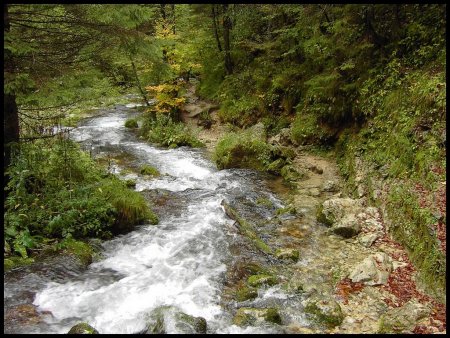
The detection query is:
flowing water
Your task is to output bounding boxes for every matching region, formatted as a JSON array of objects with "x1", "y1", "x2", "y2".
[{"x1": 4, "y1": 102, "x2": 302, "y2": 334}]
